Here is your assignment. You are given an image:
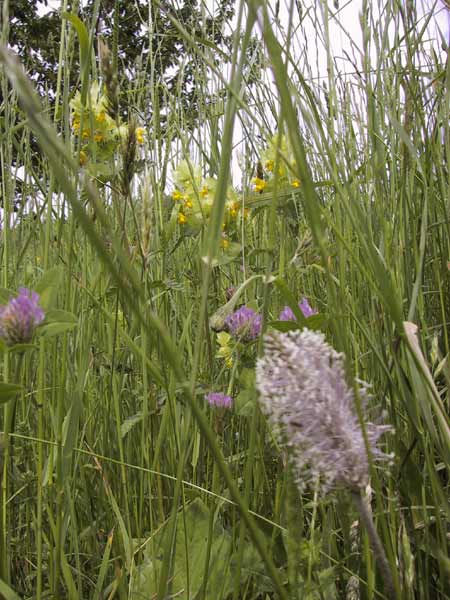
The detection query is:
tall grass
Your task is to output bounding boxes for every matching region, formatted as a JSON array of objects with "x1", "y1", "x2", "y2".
[{"x1": 0, "y1": 0, "x2": 449, "y2": 598}]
